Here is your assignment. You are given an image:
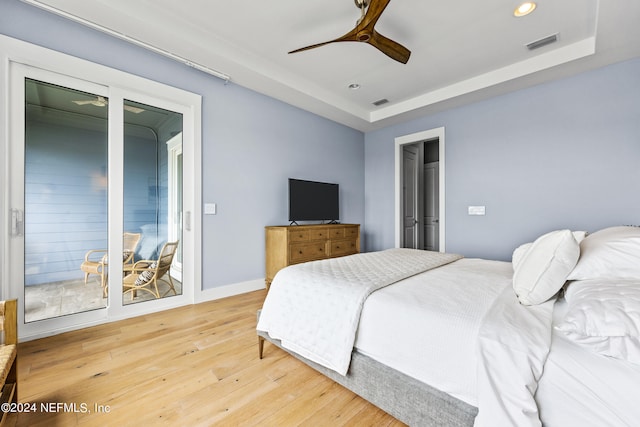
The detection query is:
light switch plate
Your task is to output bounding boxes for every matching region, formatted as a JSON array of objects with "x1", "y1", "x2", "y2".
[
  {"x1": 204, "y1": 203, "x2": 216, "y2": 215},
  {"x1": 468, "y1": 206, "x2": 486, "y2": 216}
]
